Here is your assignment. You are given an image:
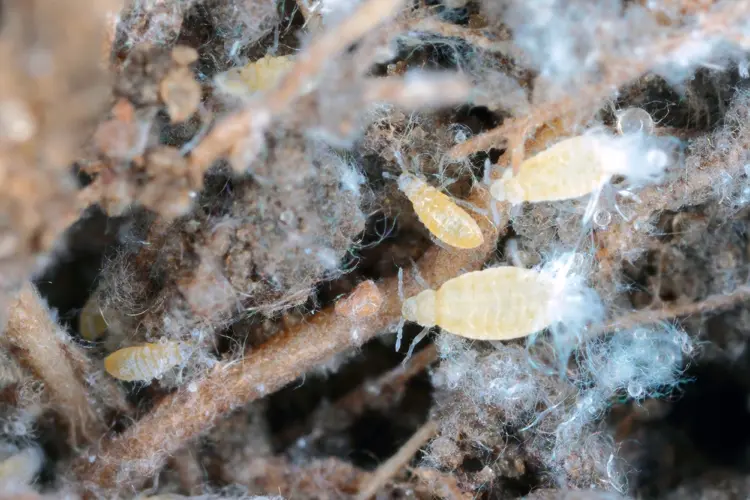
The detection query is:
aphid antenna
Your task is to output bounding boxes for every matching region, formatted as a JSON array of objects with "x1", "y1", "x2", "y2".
[
  {"x1": 410, "y1": 259, "x2": 430, "y2": 290},
  {"x1": 395, "y1": 267, "x2": 406, "y2": 352}
]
